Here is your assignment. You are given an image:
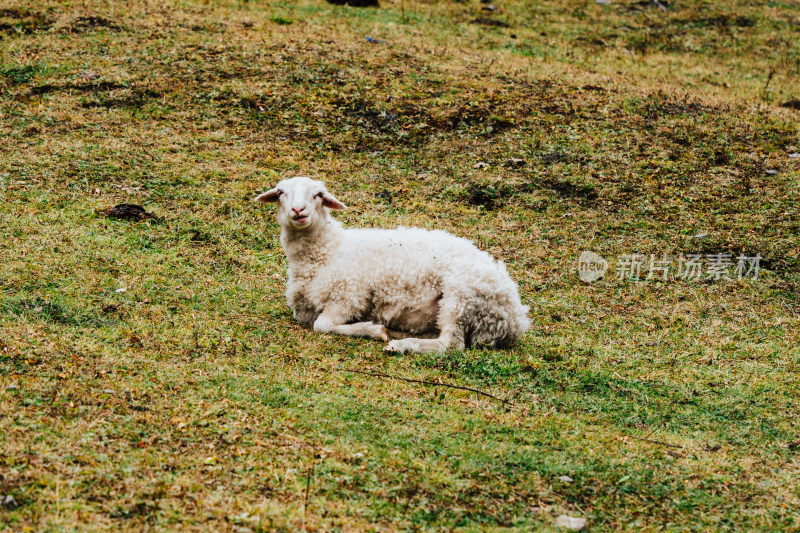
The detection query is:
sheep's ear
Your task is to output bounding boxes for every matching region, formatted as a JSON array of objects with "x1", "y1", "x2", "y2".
[
  {"x1": 255, "y1": 188, "x2": 281, "y2": 203},
  {"x1": 322, "y1": 192, "x2": 347, "y2": 211}
]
